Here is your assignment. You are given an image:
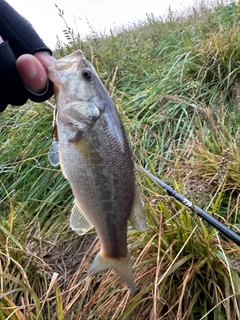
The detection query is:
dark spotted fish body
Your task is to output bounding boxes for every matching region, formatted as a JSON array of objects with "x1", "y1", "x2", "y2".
[{"x1": 47, "y1": 50, "x2": 146, "y2": 292}]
